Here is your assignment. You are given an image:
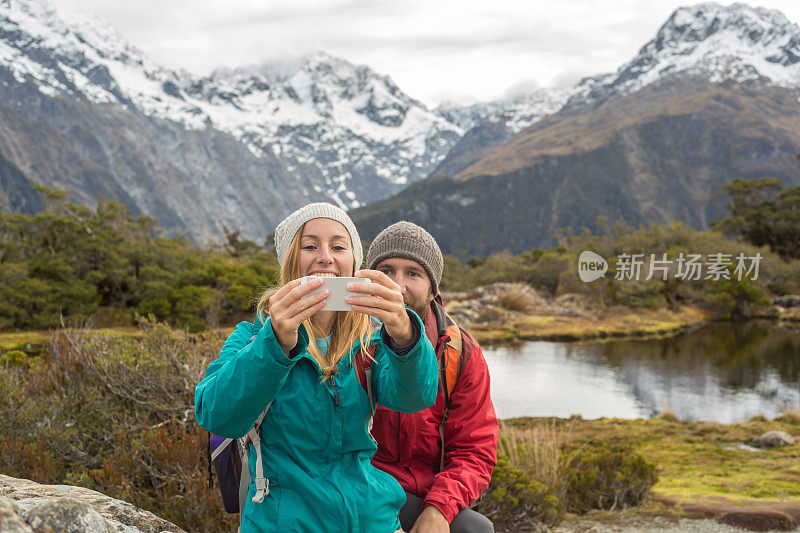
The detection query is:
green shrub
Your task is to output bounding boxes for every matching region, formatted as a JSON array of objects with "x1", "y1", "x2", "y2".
[
  {"x1": 706, "y1": 277, "x2": 769, "y2": 320},
  {"x1": 774, "y1": 411, "x2": 800, "y2": 425},
  {"x1": 657, "y1": 411, "x2": 679, "y2": 423},
  {"x1": 474, "y1": 454, "x2": 562, "y2": 529},
  {"x1": 0, "y1": 322, "x2": 238, "y2": 532},
  {"x1": 1, "y1": 349, "x2": 28, "y2": 368},
  {"x1": 564, "y1": 446, "x2": 658, "y2": 512}
]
